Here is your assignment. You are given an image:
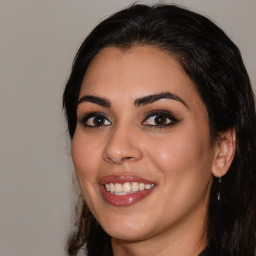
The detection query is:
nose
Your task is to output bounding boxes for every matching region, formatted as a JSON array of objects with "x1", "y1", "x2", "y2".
[{"x1": 102, "y1": 124, "x2": 143, "y2": 164}]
